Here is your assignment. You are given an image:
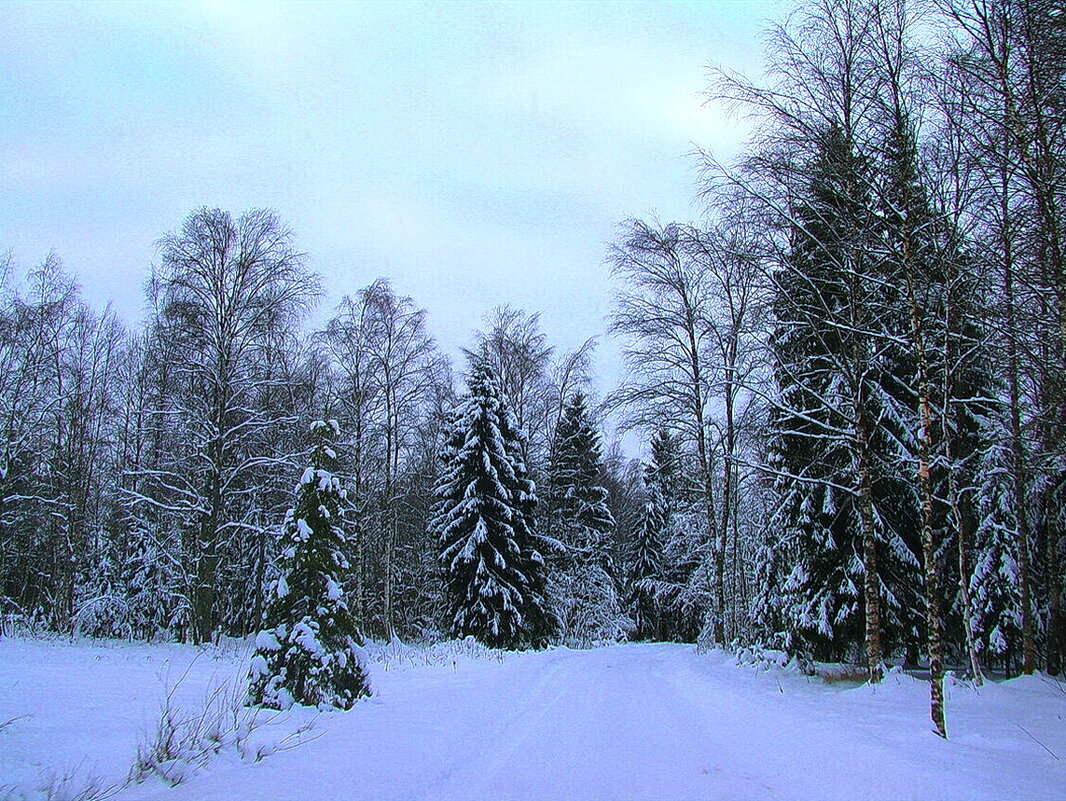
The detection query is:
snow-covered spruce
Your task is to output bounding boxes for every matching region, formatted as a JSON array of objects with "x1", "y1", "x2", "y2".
[
  {"x1": 624, "y1": 428, "x2": 706, "y2": 644},
  {"x1": 248, "y1": 420, "x2": 371, "y2": 709},
  {"x1": 626, "y1": 429, "x2": 674, "y2": 642},
  {"x1": 431, "y1": 361, "x2": 554, "y2": 650},
  {"x1": 547, "y1": 392, "x2": 630, "y2": 647},
  {"x1": 758, "y1": 126, "x2": 924, "y2": 666},
  {"x1": 497, "y1": 383, "x2": 559, "y2": 647},
  {"x1": 969, "y1": 437, "x2": 1023, "y2": 664}
]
